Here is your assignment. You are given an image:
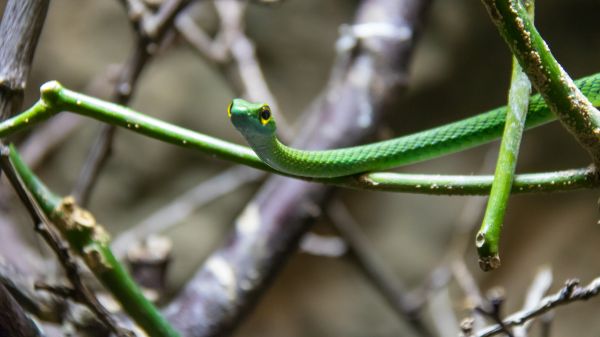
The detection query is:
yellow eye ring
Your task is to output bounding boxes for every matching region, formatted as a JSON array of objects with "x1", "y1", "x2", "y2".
[
  {"x1": 259, "y1": 105, "x2": 271, "y2": 125},
  {"x1": 227, "y1": 102, "x2": 233, "y2": 118}
]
